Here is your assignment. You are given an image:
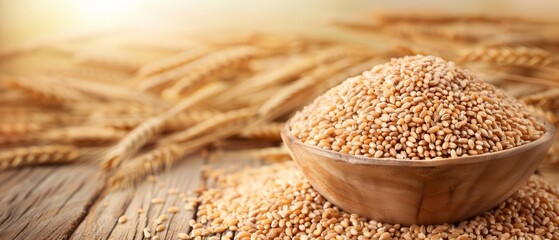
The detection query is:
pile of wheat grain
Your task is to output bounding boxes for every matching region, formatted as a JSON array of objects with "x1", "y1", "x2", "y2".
[
  {"x1": 184, "y1": 162, "x2": 559, "y2": 239},
  {"x1": 290, "y1": 55, "x2": 546, "y2": 159},
  {"x1": 334, "y1": 11, "x2": 559, "y2": 164}
]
